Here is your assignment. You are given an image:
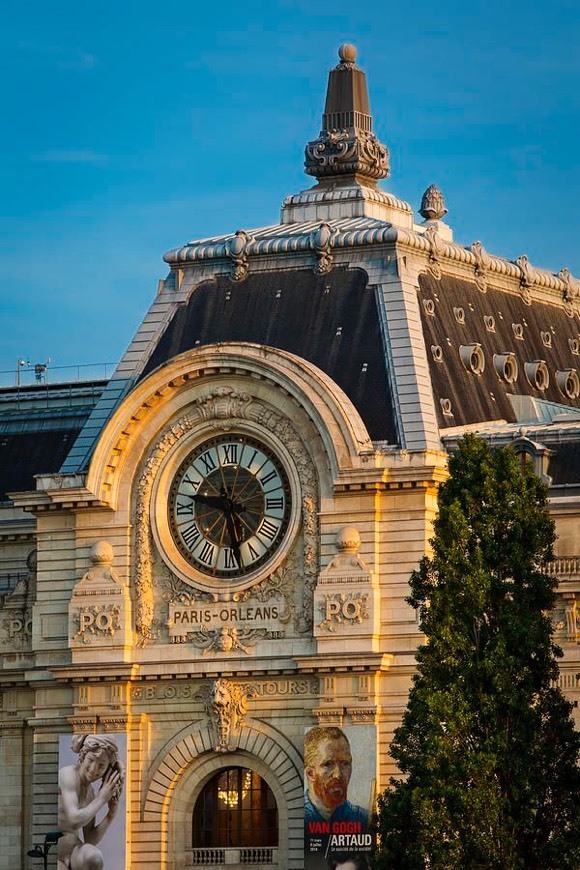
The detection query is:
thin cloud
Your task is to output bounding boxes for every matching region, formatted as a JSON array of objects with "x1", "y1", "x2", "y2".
[{"x1": 33, "y1": 150, "x2": 109, "y2": 165}]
